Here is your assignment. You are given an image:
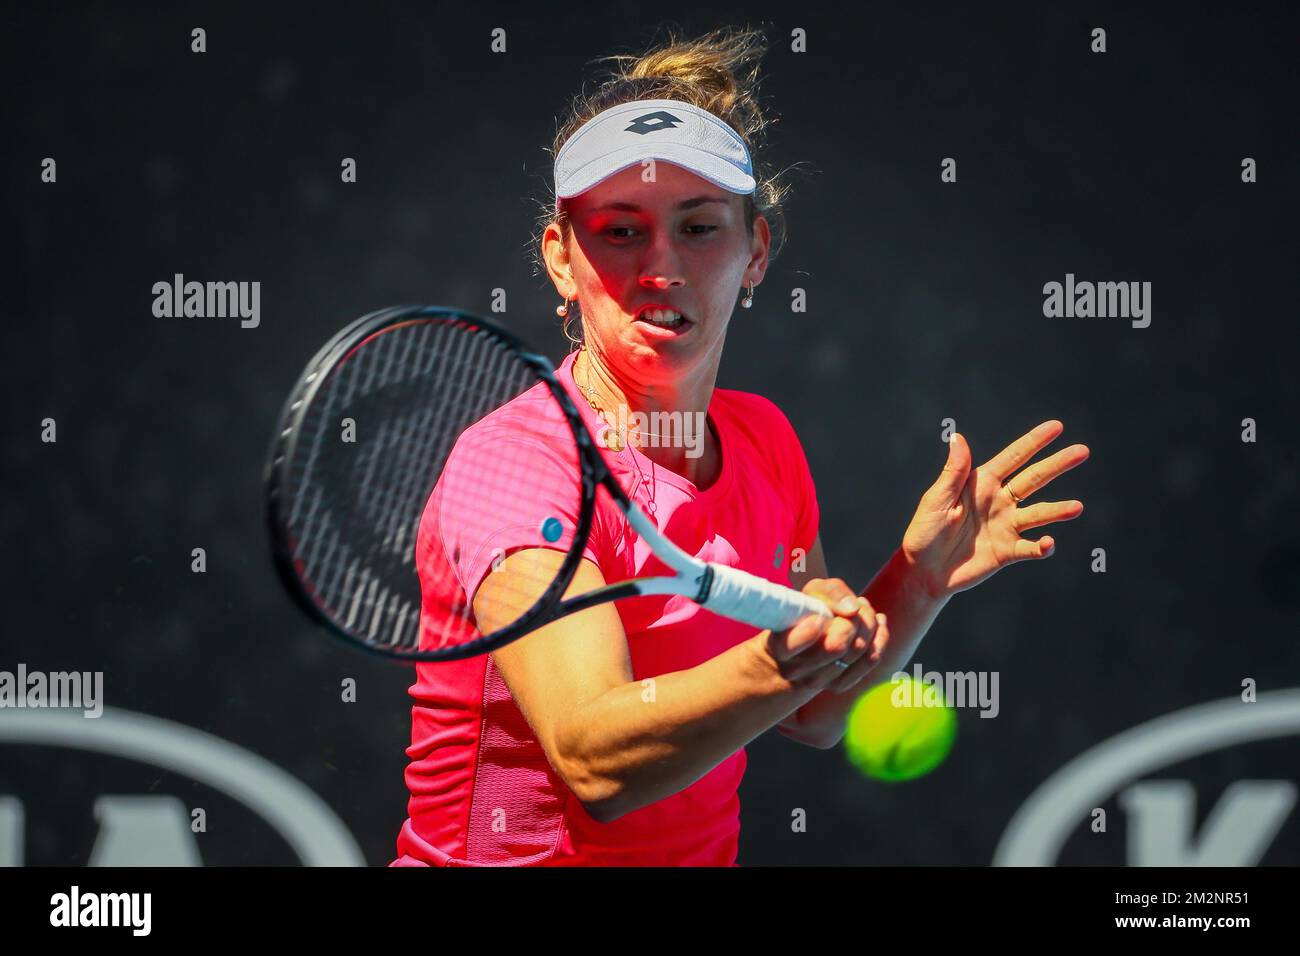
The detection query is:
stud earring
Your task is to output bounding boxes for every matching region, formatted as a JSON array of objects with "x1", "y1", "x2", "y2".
[{"x1": 740, "y1": 283, "x2": 754, "y2": 309}]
